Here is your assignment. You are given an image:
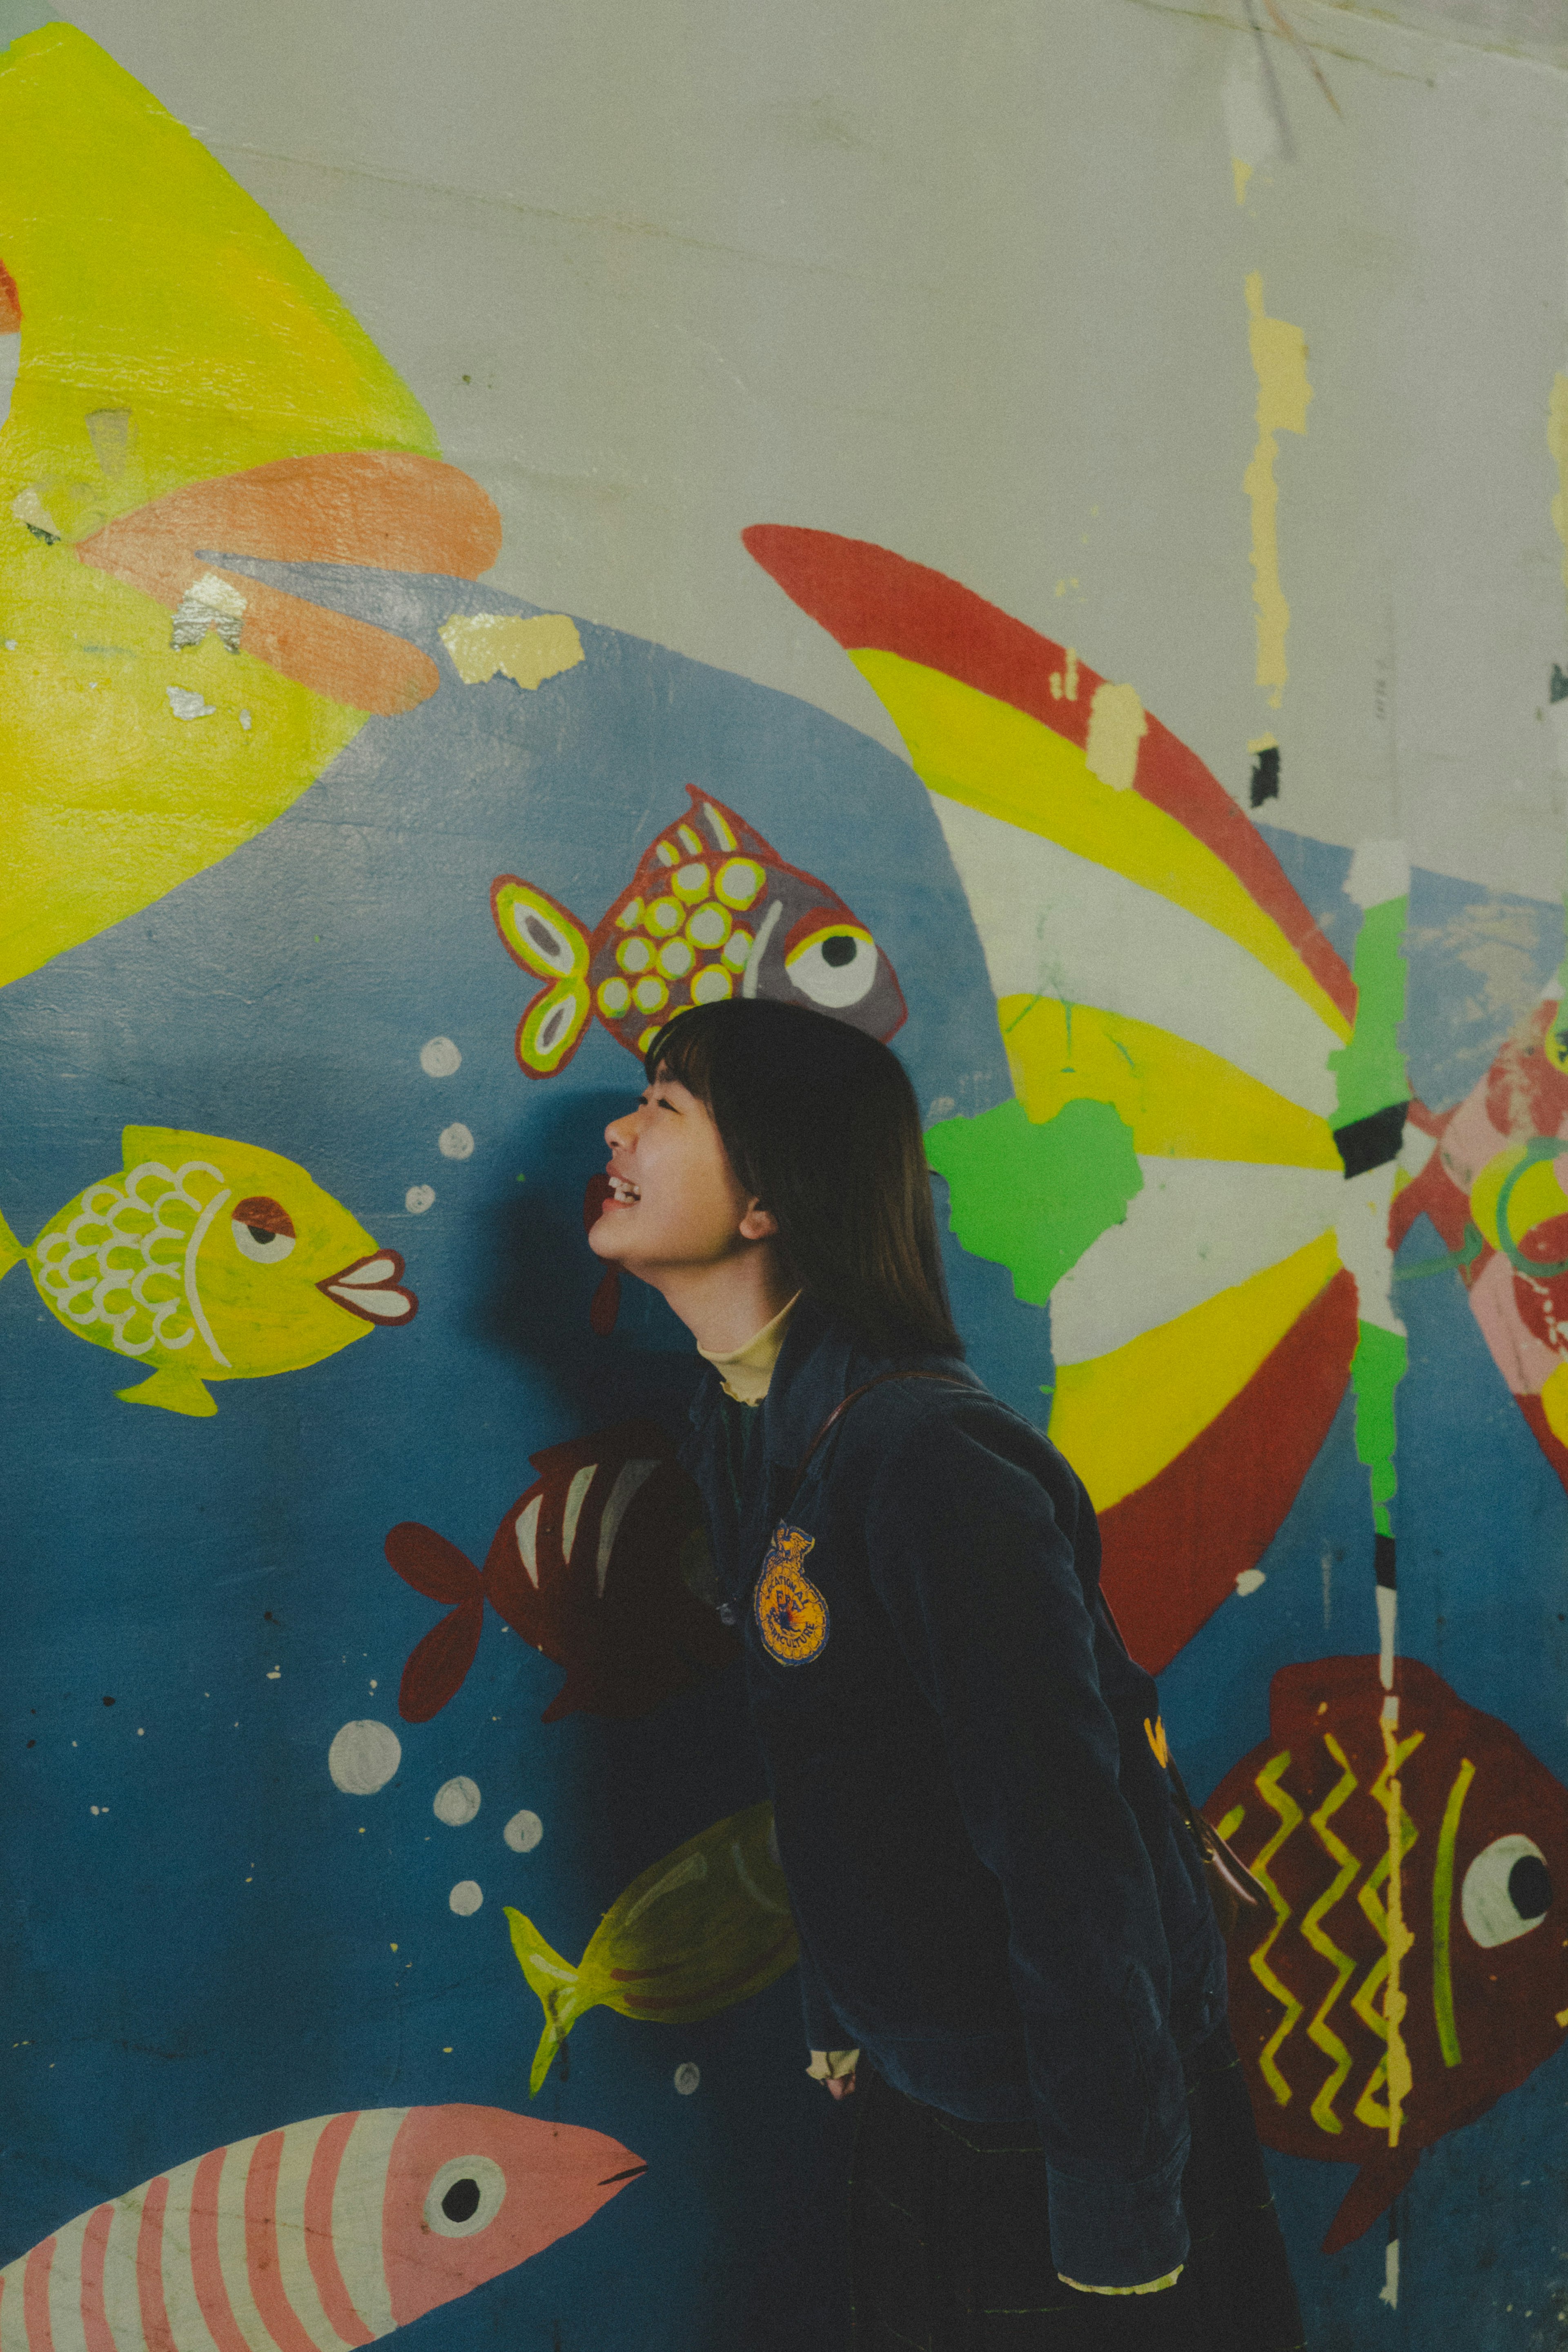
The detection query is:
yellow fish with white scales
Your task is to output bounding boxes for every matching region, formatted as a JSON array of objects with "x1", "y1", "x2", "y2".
[{"x1": 0, "y1": 1127, "x2": 416, "y2": 1416}]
